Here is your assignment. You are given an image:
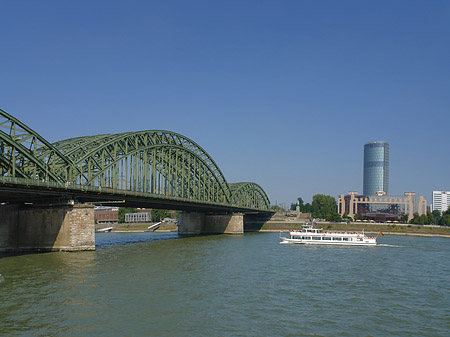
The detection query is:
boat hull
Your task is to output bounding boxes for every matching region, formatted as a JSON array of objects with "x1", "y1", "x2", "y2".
[{"x1": 280, "y1": 237, "x2": 376, "y2": 246}]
